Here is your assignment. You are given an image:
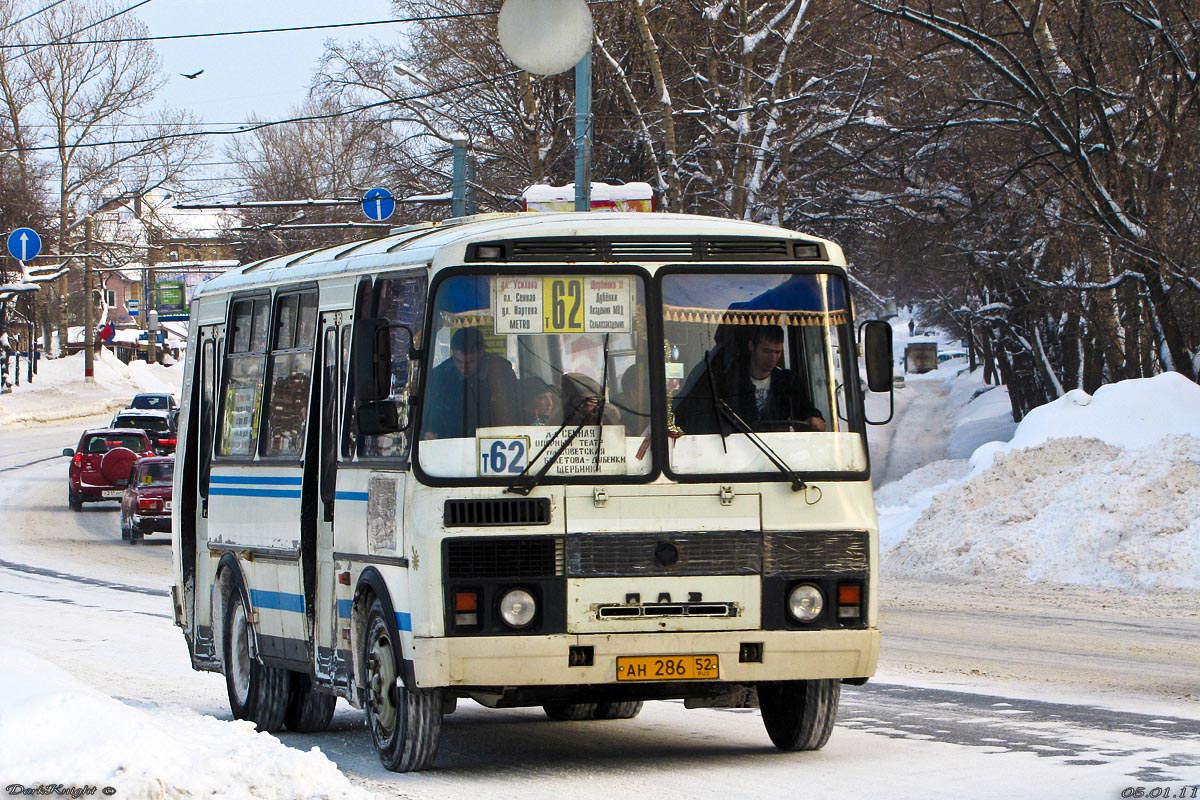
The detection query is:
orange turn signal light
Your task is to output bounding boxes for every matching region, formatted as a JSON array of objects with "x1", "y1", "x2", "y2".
[
  {"x1": 838, "y1": 584, "x2": 861, "y2": 605},
  {"x1": 455, "y1": 591, "x2": 479, "y2": 612}
]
